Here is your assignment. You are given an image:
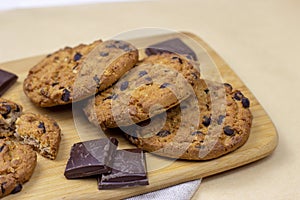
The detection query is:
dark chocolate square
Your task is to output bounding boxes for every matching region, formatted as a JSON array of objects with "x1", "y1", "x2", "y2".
[
  {"x1": 0, "y1": 69, "x2": 18, "y2": 96},
  {"x1": 64, "y1": 137, "x2": 118, "y2": 179},
  {"x1": 145, "y1": 38, "x2": 197, "y2": 61},
  {"x1": 98, "y1": 148, "x2": 149, "y2": 189}
]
